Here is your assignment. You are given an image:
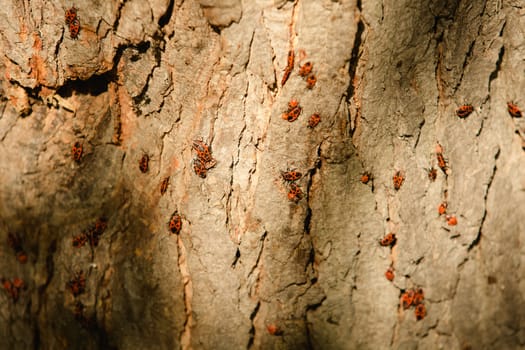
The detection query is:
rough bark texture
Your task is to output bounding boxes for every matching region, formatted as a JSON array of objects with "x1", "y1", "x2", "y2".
[{"x1": 1, "y1": 0, "x2": 524, "y2": 349}]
